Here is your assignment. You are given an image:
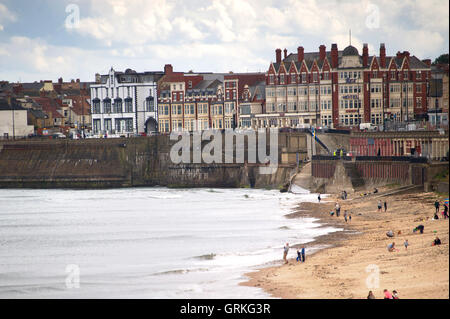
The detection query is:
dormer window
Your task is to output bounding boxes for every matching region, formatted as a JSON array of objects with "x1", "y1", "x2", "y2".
[{"x1": 280, "y1": 74, "x2": 285, "y2": 84}]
